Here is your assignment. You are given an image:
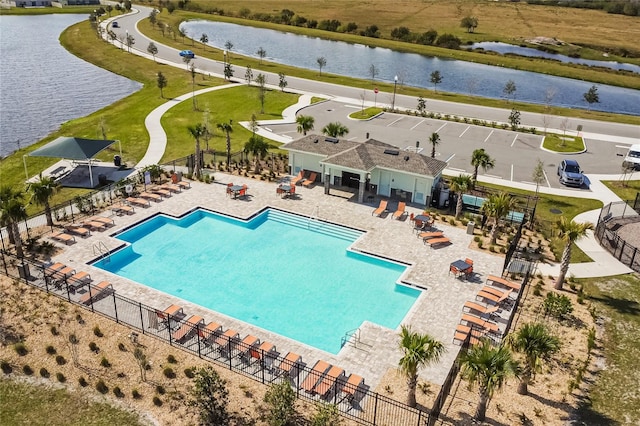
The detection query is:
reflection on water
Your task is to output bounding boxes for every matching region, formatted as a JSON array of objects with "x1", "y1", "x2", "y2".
[{"x1": 182, "y1": 20, "x2": 640, "y2": 116}]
